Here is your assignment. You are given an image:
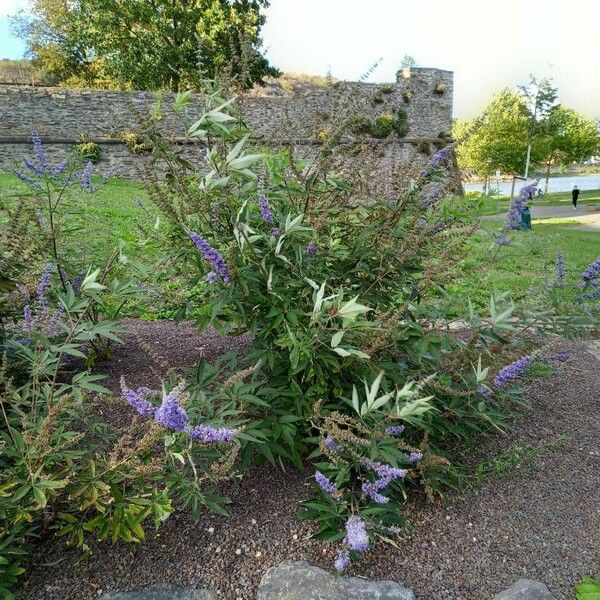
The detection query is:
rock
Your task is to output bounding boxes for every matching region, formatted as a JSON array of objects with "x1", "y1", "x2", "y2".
[
  {"x1": 257, "y1": 560, "x2": 415, "y2": 600},
  {"x1": 100, "y1": 583, "x2": 216, "y2": 600},
  {"x1": 494, "y1": 579, "x2": 555, "y2": 600}
]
